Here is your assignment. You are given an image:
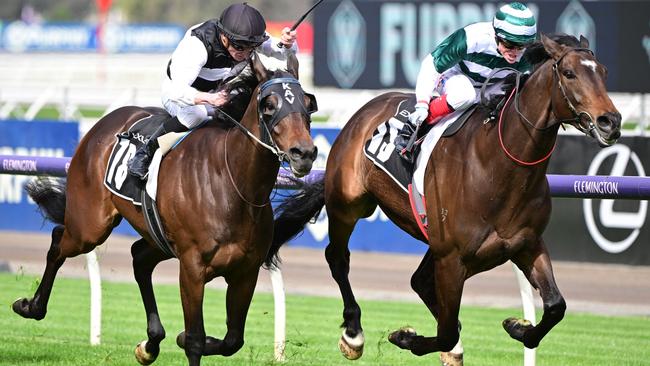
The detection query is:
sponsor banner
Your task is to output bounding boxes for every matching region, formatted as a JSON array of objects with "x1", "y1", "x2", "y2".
[
  {"x1": 286, "y1": 128, "x2": 649, "y2": 265},
  {"x1": 0, "y1": 120, "x2": 78, "y2": 232},
  {"x1": 0, "y1": 21, "x2": 184, "y2": 53},
  {"x1": 1, "y1": 124, "x2": 646, "y2": 264},
  {"x1": 545, "y1": 136, "x2": 650, "y2": 265},
  {"x1": 314, "y1": 0, "x2": 650, "y2": 92},
  {"x1": 0, "y1": 119, "x2": 139, "y2": 236}
]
